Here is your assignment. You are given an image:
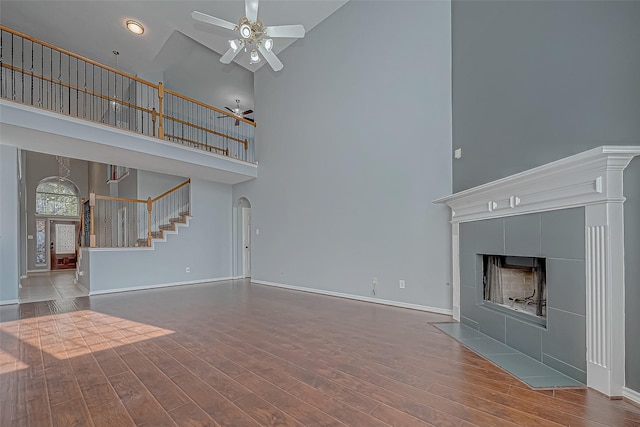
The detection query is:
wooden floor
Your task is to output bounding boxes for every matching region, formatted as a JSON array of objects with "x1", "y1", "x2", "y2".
[{"x1": 1, "y1": 280, "x2": 639, "y2": 427}]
